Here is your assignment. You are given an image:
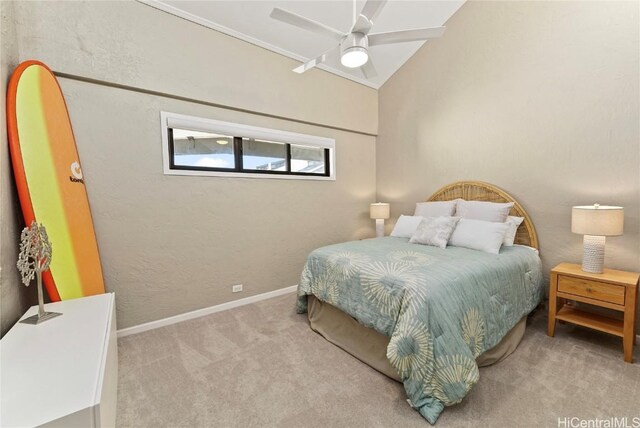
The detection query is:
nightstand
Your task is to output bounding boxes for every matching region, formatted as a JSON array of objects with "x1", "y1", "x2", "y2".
[{"x1": 548, "y1": 263, "x2": 639, "y2": 363}]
